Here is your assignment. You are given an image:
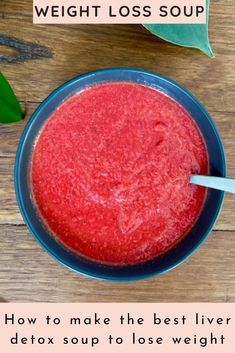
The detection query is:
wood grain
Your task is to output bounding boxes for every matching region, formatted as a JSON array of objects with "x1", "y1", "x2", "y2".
[
  {"x1": 0, "y1": 2, "x2": 235, "y2": 112},
  {"x1": 0, "y1": 0, "x2": 234, "y2": 302},
  {"x1": 0, "y1": 225, "x2": 234, "y2": 303},
  {"x1": 0, "y1": 35, "x2": 52, "y2": 64}
]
